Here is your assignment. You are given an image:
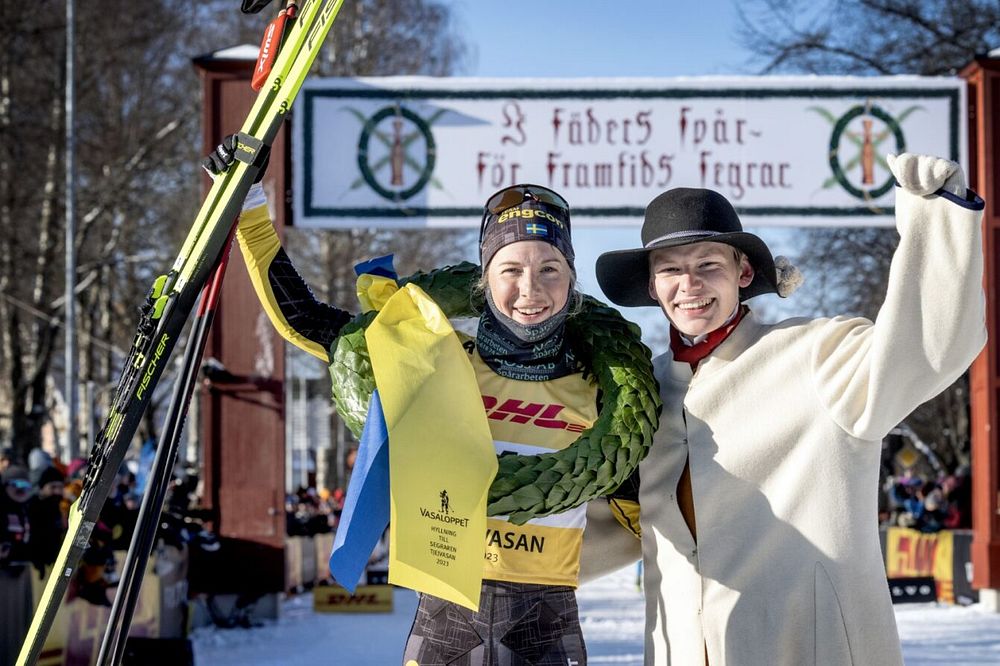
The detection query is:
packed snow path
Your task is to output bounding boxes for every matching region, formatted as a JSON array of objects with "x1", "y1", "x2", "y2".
[{"x1": 191, "y1": 566, "x2": 1000, "y2": 665}]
